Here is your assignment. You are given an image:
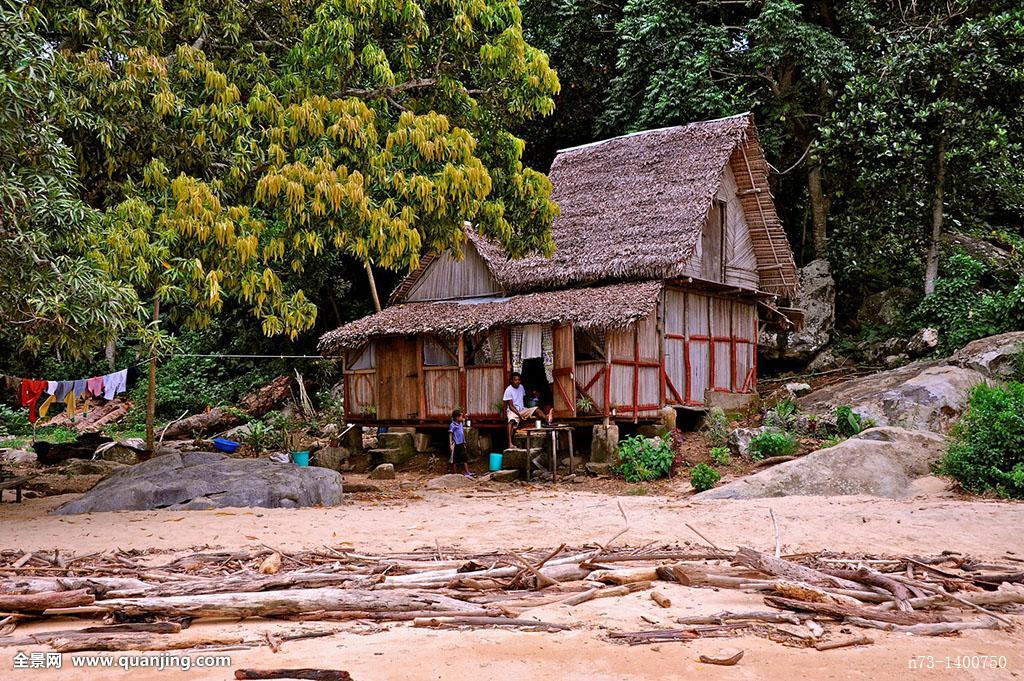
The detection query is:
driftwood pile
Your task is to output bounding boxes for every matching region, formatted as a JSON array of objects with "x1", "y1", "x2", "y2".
[{"x1": 0, "y1": 541, "x2": 1021, "y2": 656}]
